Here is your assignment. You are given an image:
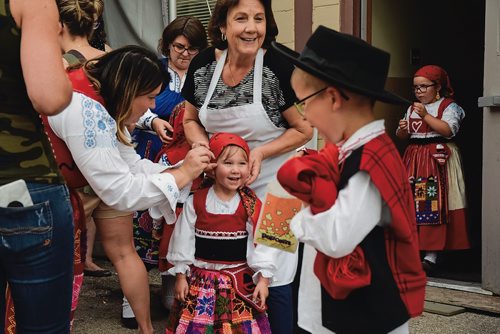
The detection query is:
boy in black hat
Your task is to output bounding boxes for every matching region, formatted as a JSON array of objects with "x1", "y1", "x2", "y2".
[{"x1": 272, "y1": 26, "x2": 426, "y2": 334}]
